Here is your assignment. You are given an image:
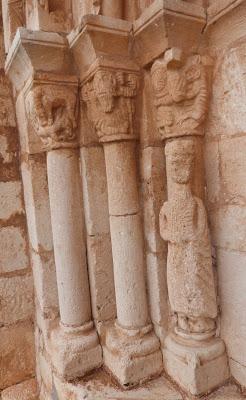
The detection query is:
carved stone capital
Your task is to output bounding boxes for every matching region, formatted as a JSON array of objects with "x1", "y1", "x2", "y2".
[
  {"x1": 81, "y1": 68, "x2": 139, "y2": 143},
  {"x1": 151, "y1": 48, "x2": 210, "y2": 140},
  {"x1": 25, "y1": 74, "x2": 79, "y2": 151}
]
